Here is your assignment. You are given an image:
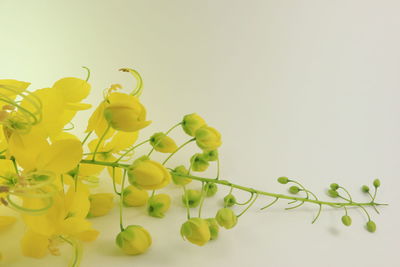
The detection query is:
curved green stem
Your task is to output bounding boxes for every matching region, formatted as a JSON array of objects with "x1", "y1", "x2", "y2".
[
  {"x1": 115, "y1": 139, "x2": 150, "y2": 163},
  {"x1": 237, "y1": 193, "x2": 258, "y2": 218},
  {"x1": 260, "y1": 197, "x2": 279, "y2": 210},
  {"x1": 82, "y1": 66, "x2": 91, "y2": 82},
  {"x1": 81, "y1": 131, "x2": 92, "y2": 145},
  {"x1": 162, "y1": 138, "x2": 195, "y2": 165},
  {"x1": 119, "y1": 68, "x2": 143, "y2": 97},
  {"x1": 92, "y1": 125, "x2": 111, "y2": 161},
  {"x1": 148, "y1": 122, "x2": 182, "y2": 157}
]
